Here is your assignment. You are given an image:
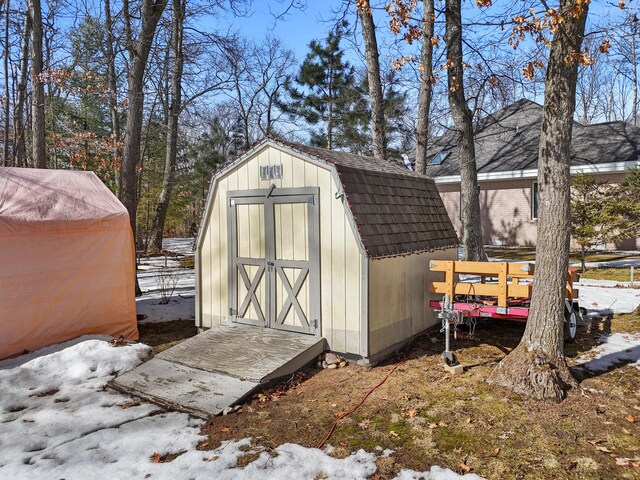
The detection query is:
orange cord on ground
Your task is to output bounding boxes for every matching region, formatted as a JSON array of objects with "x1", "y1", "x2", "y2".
[{"x1": 317, "y1": 358, "x2": 407, "y2": 449}]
